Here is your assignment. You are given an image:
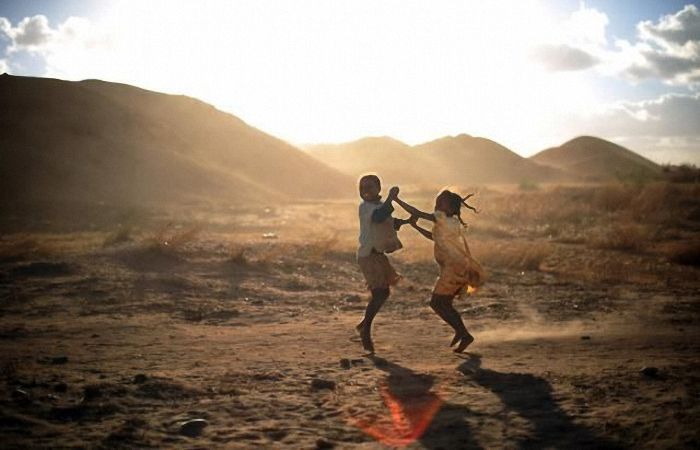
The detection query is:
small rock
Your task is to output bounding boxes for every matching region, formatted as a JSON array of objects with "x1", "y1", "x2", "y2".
[
  {"x1": 54, "y1": 382, "x2": 68, "y2": 393},
  {"x1": 179, "y1": 418, "x2": 208, "y2": 437},
  {"x1": 580, "y1": 335, "x2": 591, "y2": 340},
  {"x1": 310, "y1": 378, "x2": 336, "y2": 391},
  {"x1": 316, "y1": 438, "x2": 335, "y2": 449},
  {"x1": 12, "y1": 388, "x2": 31, "y2": 404},
  {"x1": 640, "y1": 367, "x2": 660, "y2": 378},
  {"x1": 262, "y1": 232, "x2": 278, "y2": 239},
  {"x1": 342, "y1": 295, "x2": 362, "y2": 304},
  {"x1": 133, "y1": 374, "x2": 148, "y2": 384},
  {"x1": 51, "y1": 356, "x2": 69, "y2": 365},
  {"x1": 339, "y1": 359, "x2": 351, "y2": 370}
]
